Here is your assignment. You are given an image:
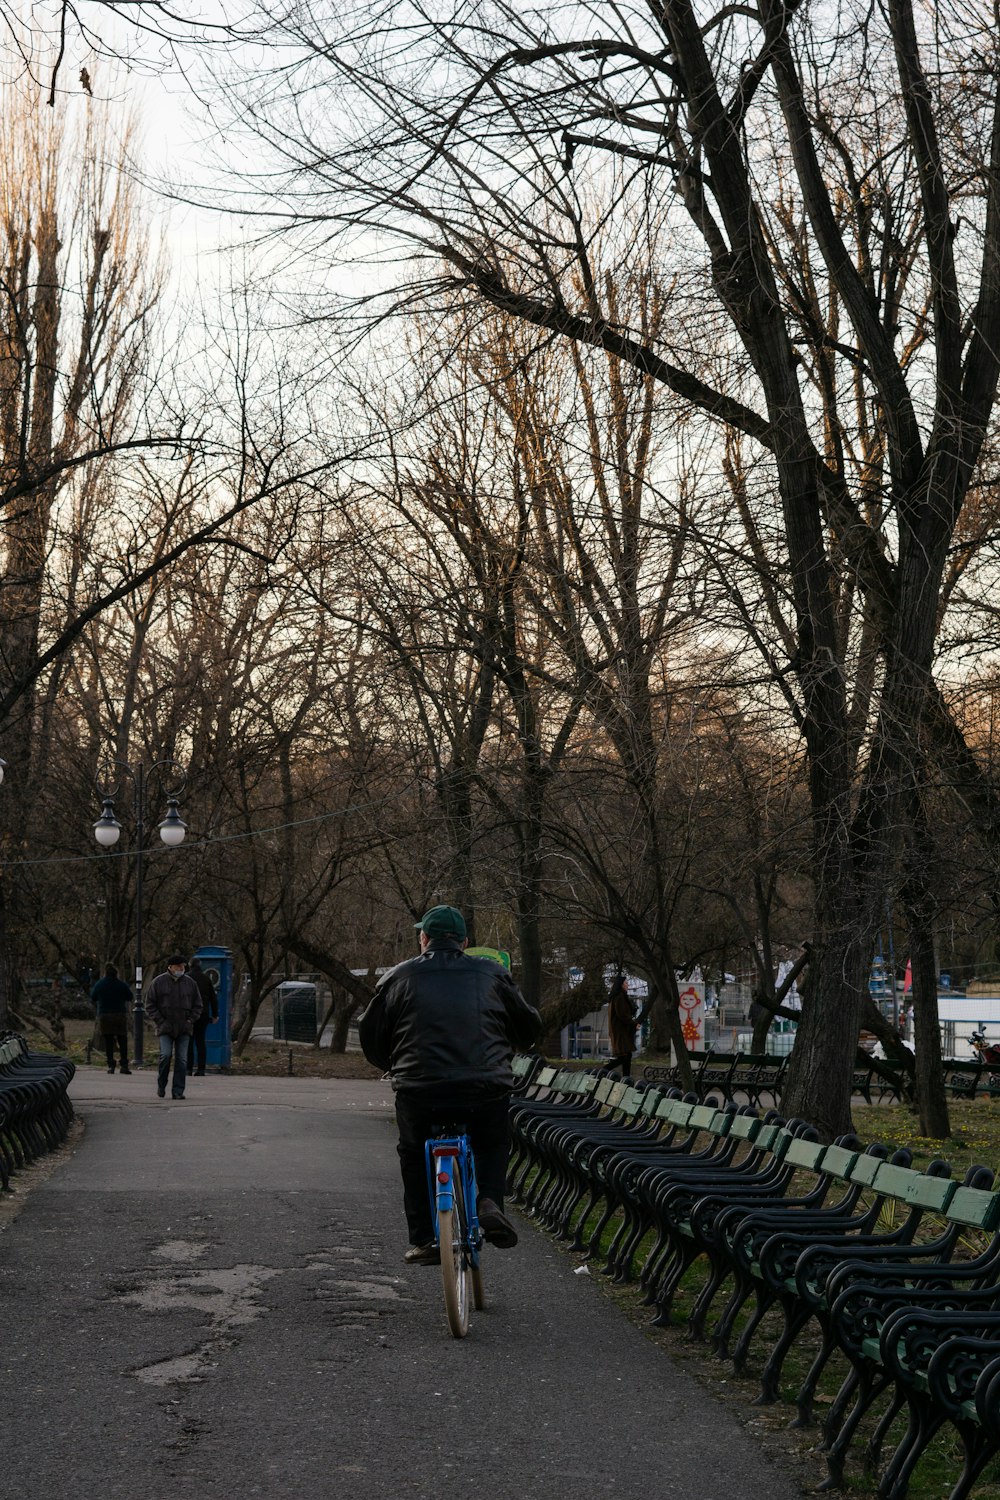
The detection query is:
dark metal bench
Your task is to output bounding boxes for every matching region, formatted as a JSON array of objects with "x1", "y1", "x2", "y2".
[
  {"x1": 0, "y1": 1032, "x2": 75, "y2": 1188},
  {"x1": 508, "y1": 1056, "x2": 1000, "y2": 1500}
]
